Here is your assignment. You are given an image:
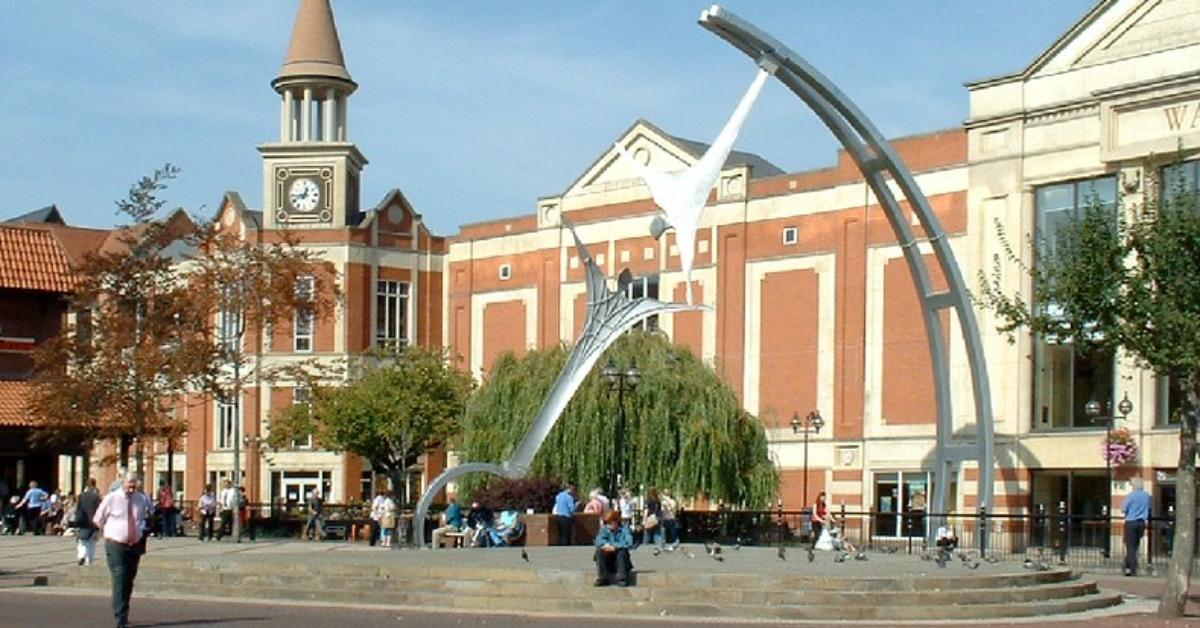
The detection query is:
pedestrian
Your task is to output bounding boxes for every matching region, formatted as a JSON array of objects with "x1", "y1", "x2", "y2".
[
  {"x1": 810, "y1": 491, "x2": 829, "y2": 550},
  {"x1": 431, "y1": 494, "x2": 462, "y2": 550},
  {"x1": 93, "y1": 472, "x2": 152, "y2": 628},
  {"x1": 74, "y1": 479, "x2": 102, "y2": 566},
  {"x1": 553, "y1": 483, "x2": 578, "y2": 546},
  {"x1": 197, "y1": 485, "x2": 217, "y2": 541},
  {"x1": 1122, "y1": 477, "x2": 1151, "y2": 577},
  {"x1": 661, "y1": 489, "x2": 680, "y2": 550},
  {"x1": 617, "y1": 488, "x2": 634, "y2": 528},
  {"x1": 305, "y1": 489, "x2": 324, "y2": 541},
  {"x1": 369, "y1": 489, "x2": 387, "y2": 546},
  {"x1": 593, "y1": 510, "x2": 634, "y2": 587},
  {"x1": 380, "y1": 492, "x2": 397, "y2": 548},
  {"x1": 14, "y1": 480, "x2": 49, "y2": 535},
  {"x1": 237, "y1": 487, "x2": 255, "y2": 541},
  {"x1": 156, "y1": 482, "x2": 177, "y2": 537},
  {"x1": 641, "y1": 488, "x2": 663, "y2": 549},
  {"x1": 583, "y1": 488, "x2": 606, "y2": 514},
  {"x1": 217, "y1": 480, "x2": 236, "y2": 540}
]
